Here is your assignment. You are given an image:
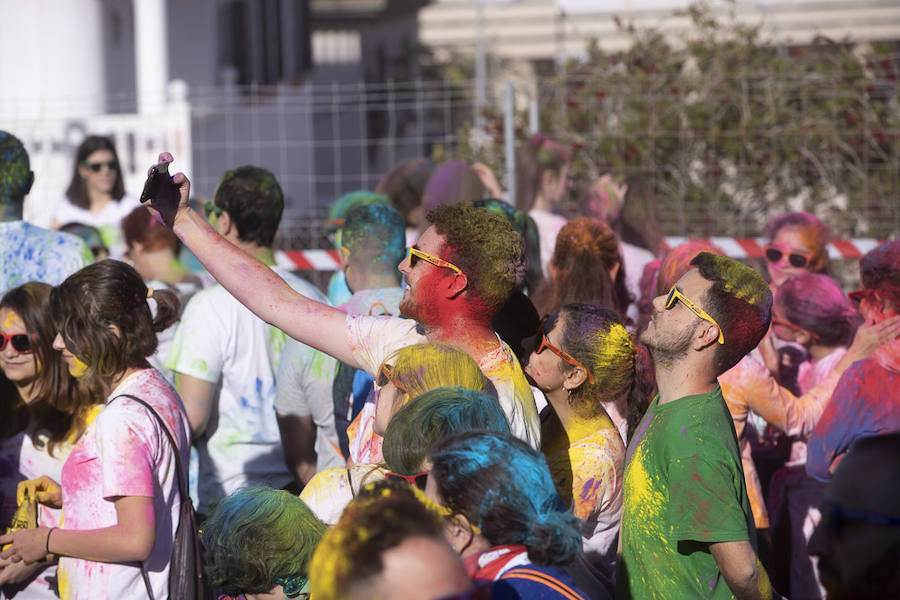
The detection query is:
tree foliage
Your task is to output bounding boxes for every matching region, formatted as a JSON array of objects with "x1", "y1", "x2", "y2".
[{"x1": 457, "y1": 1, "x2": 900, "y2": 237}]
